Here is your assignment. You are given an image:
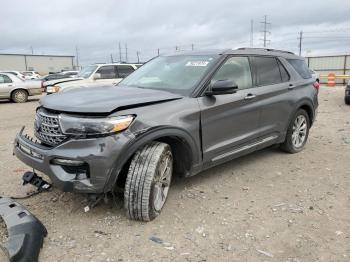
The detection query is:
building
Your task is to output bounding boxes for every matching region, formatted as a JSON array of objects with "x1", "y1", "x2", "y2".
[
  {"x1": 306, "y1": 54, "x2": 350, "y2": 85},
  {"x1": 0, "y1": 53, "x2": 75, "y2": 75}
]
